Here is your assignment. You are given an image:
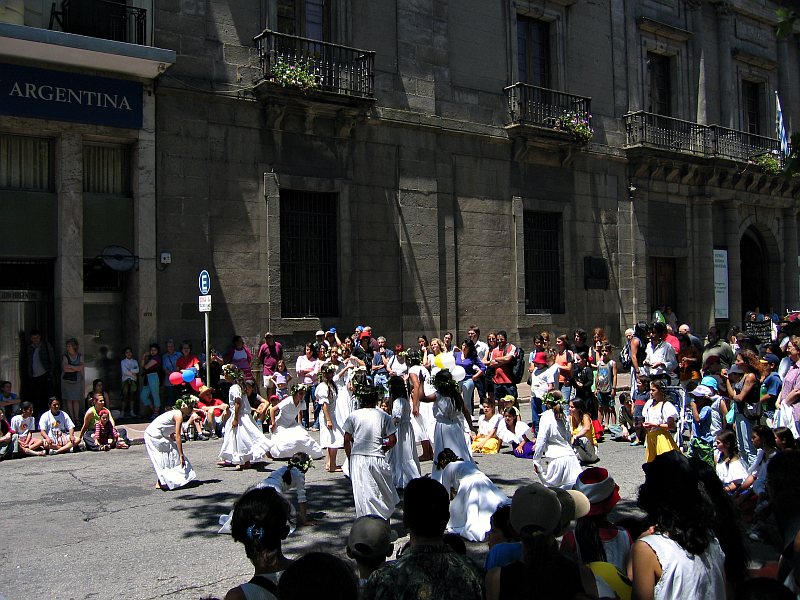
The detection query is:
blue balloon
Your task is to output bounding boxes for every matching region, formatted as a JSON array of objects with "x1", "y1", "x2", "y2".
[{"x1": 182, "y1": 370, "x2": 195, "y2": 383}]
